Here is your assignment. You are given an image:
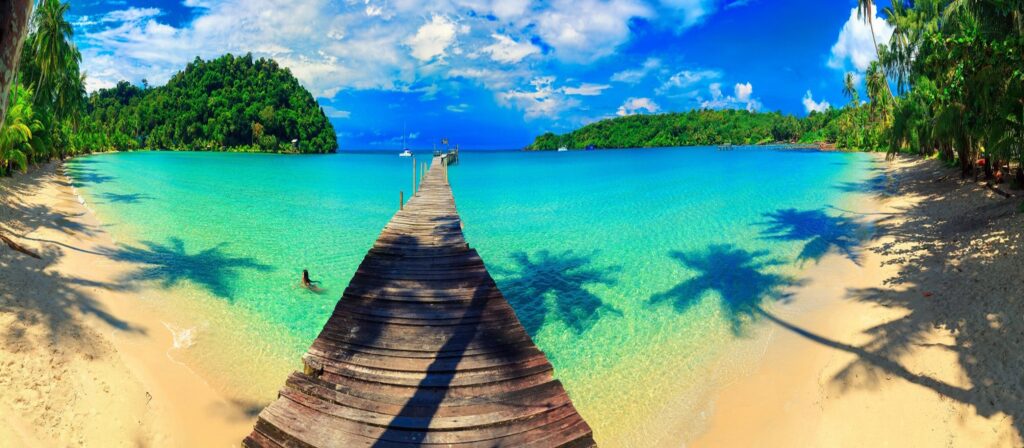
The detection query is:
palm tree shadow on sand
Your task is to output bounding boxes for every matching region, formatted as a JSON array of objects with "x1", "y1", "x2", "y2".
[
  {"x1": 97, "y1": 237, "x2": 272, "y2": 301},
  {"x1": 492, "y1": 249, "x2": 621, "y2": 337},
  {"x1": 651, "y1": 237, "x2": 1022, "y2": 440},
  {"x1": 649, "y1": 244, "x2": 803, "y2": 335}
]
